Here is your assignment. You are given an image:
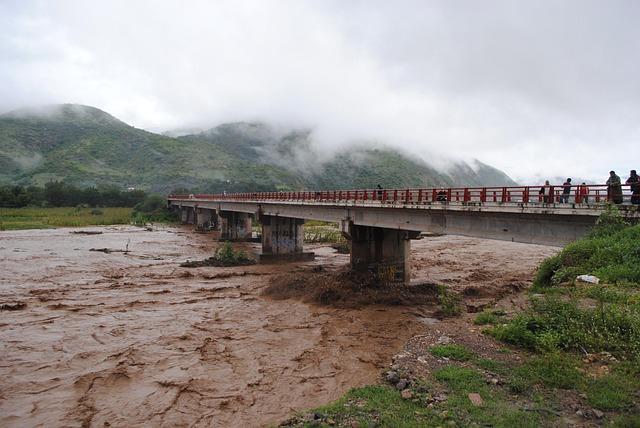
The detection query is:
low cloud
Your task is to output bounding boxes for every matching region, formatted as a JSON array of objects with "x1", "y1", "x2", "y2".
[{"x1": 1, "y1": 0, "x2": 638, "y2": 182}]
